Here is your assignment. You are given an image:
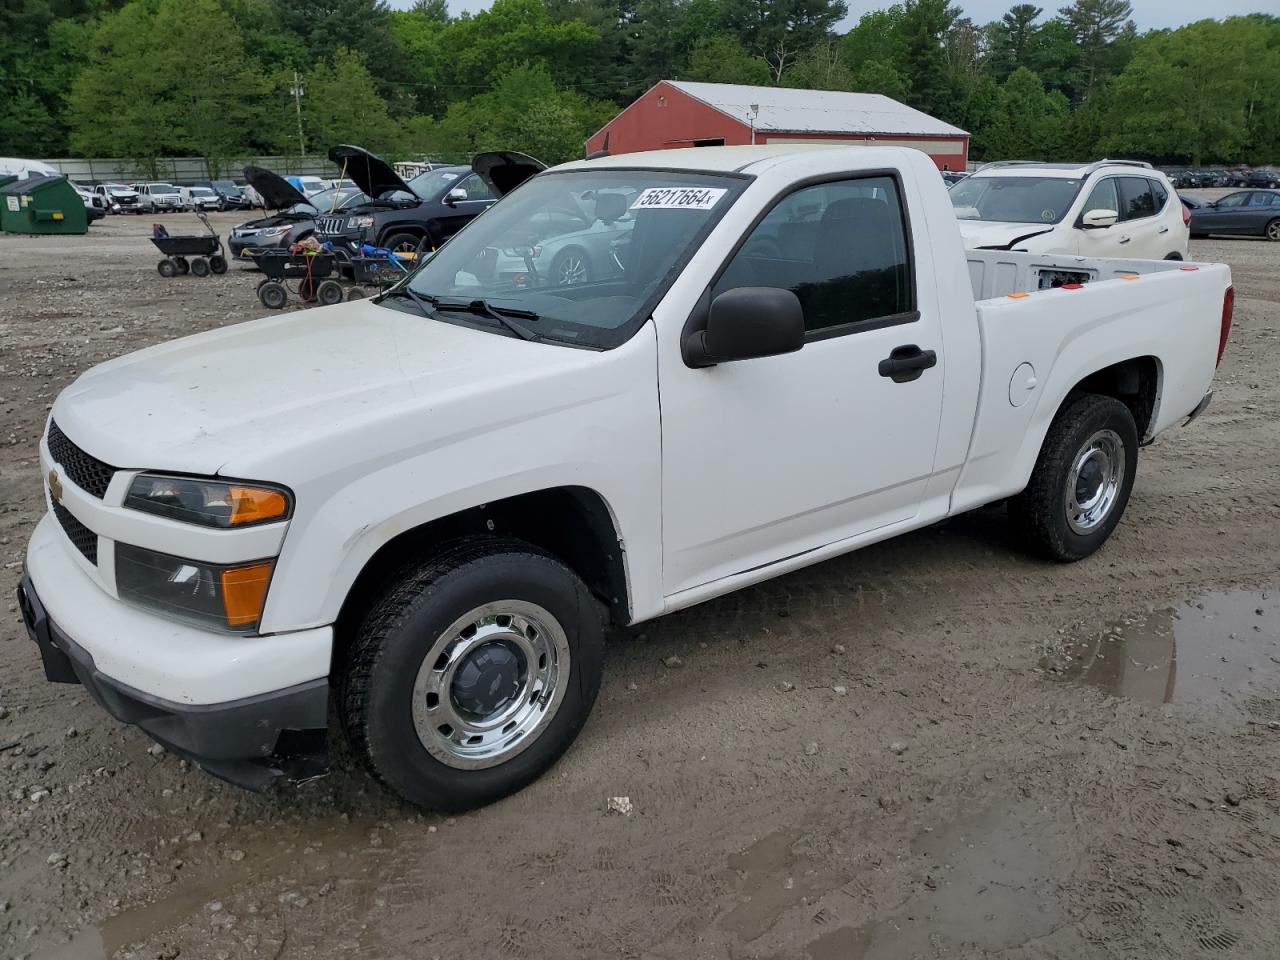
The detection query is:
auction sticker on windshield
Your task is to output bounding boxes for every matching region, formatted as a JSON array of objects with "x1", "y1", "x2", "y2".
[{"x1": 631, "y1": 187, "x2": 727, "y2": 210}]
